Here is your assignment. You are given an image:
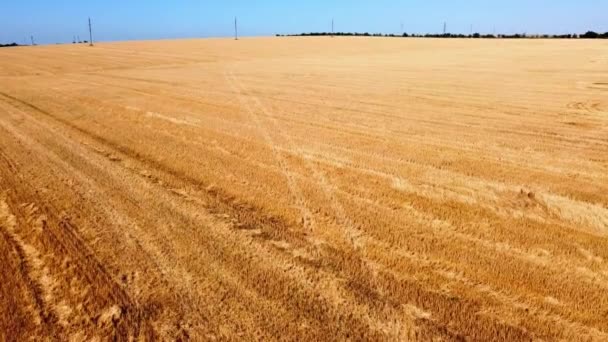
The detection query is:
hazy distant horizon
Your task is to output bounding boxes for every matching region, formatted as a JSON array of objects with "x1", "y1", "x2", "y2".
[{"x1": 2, "y1": 0, "x2": 606, "y2": 45}]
